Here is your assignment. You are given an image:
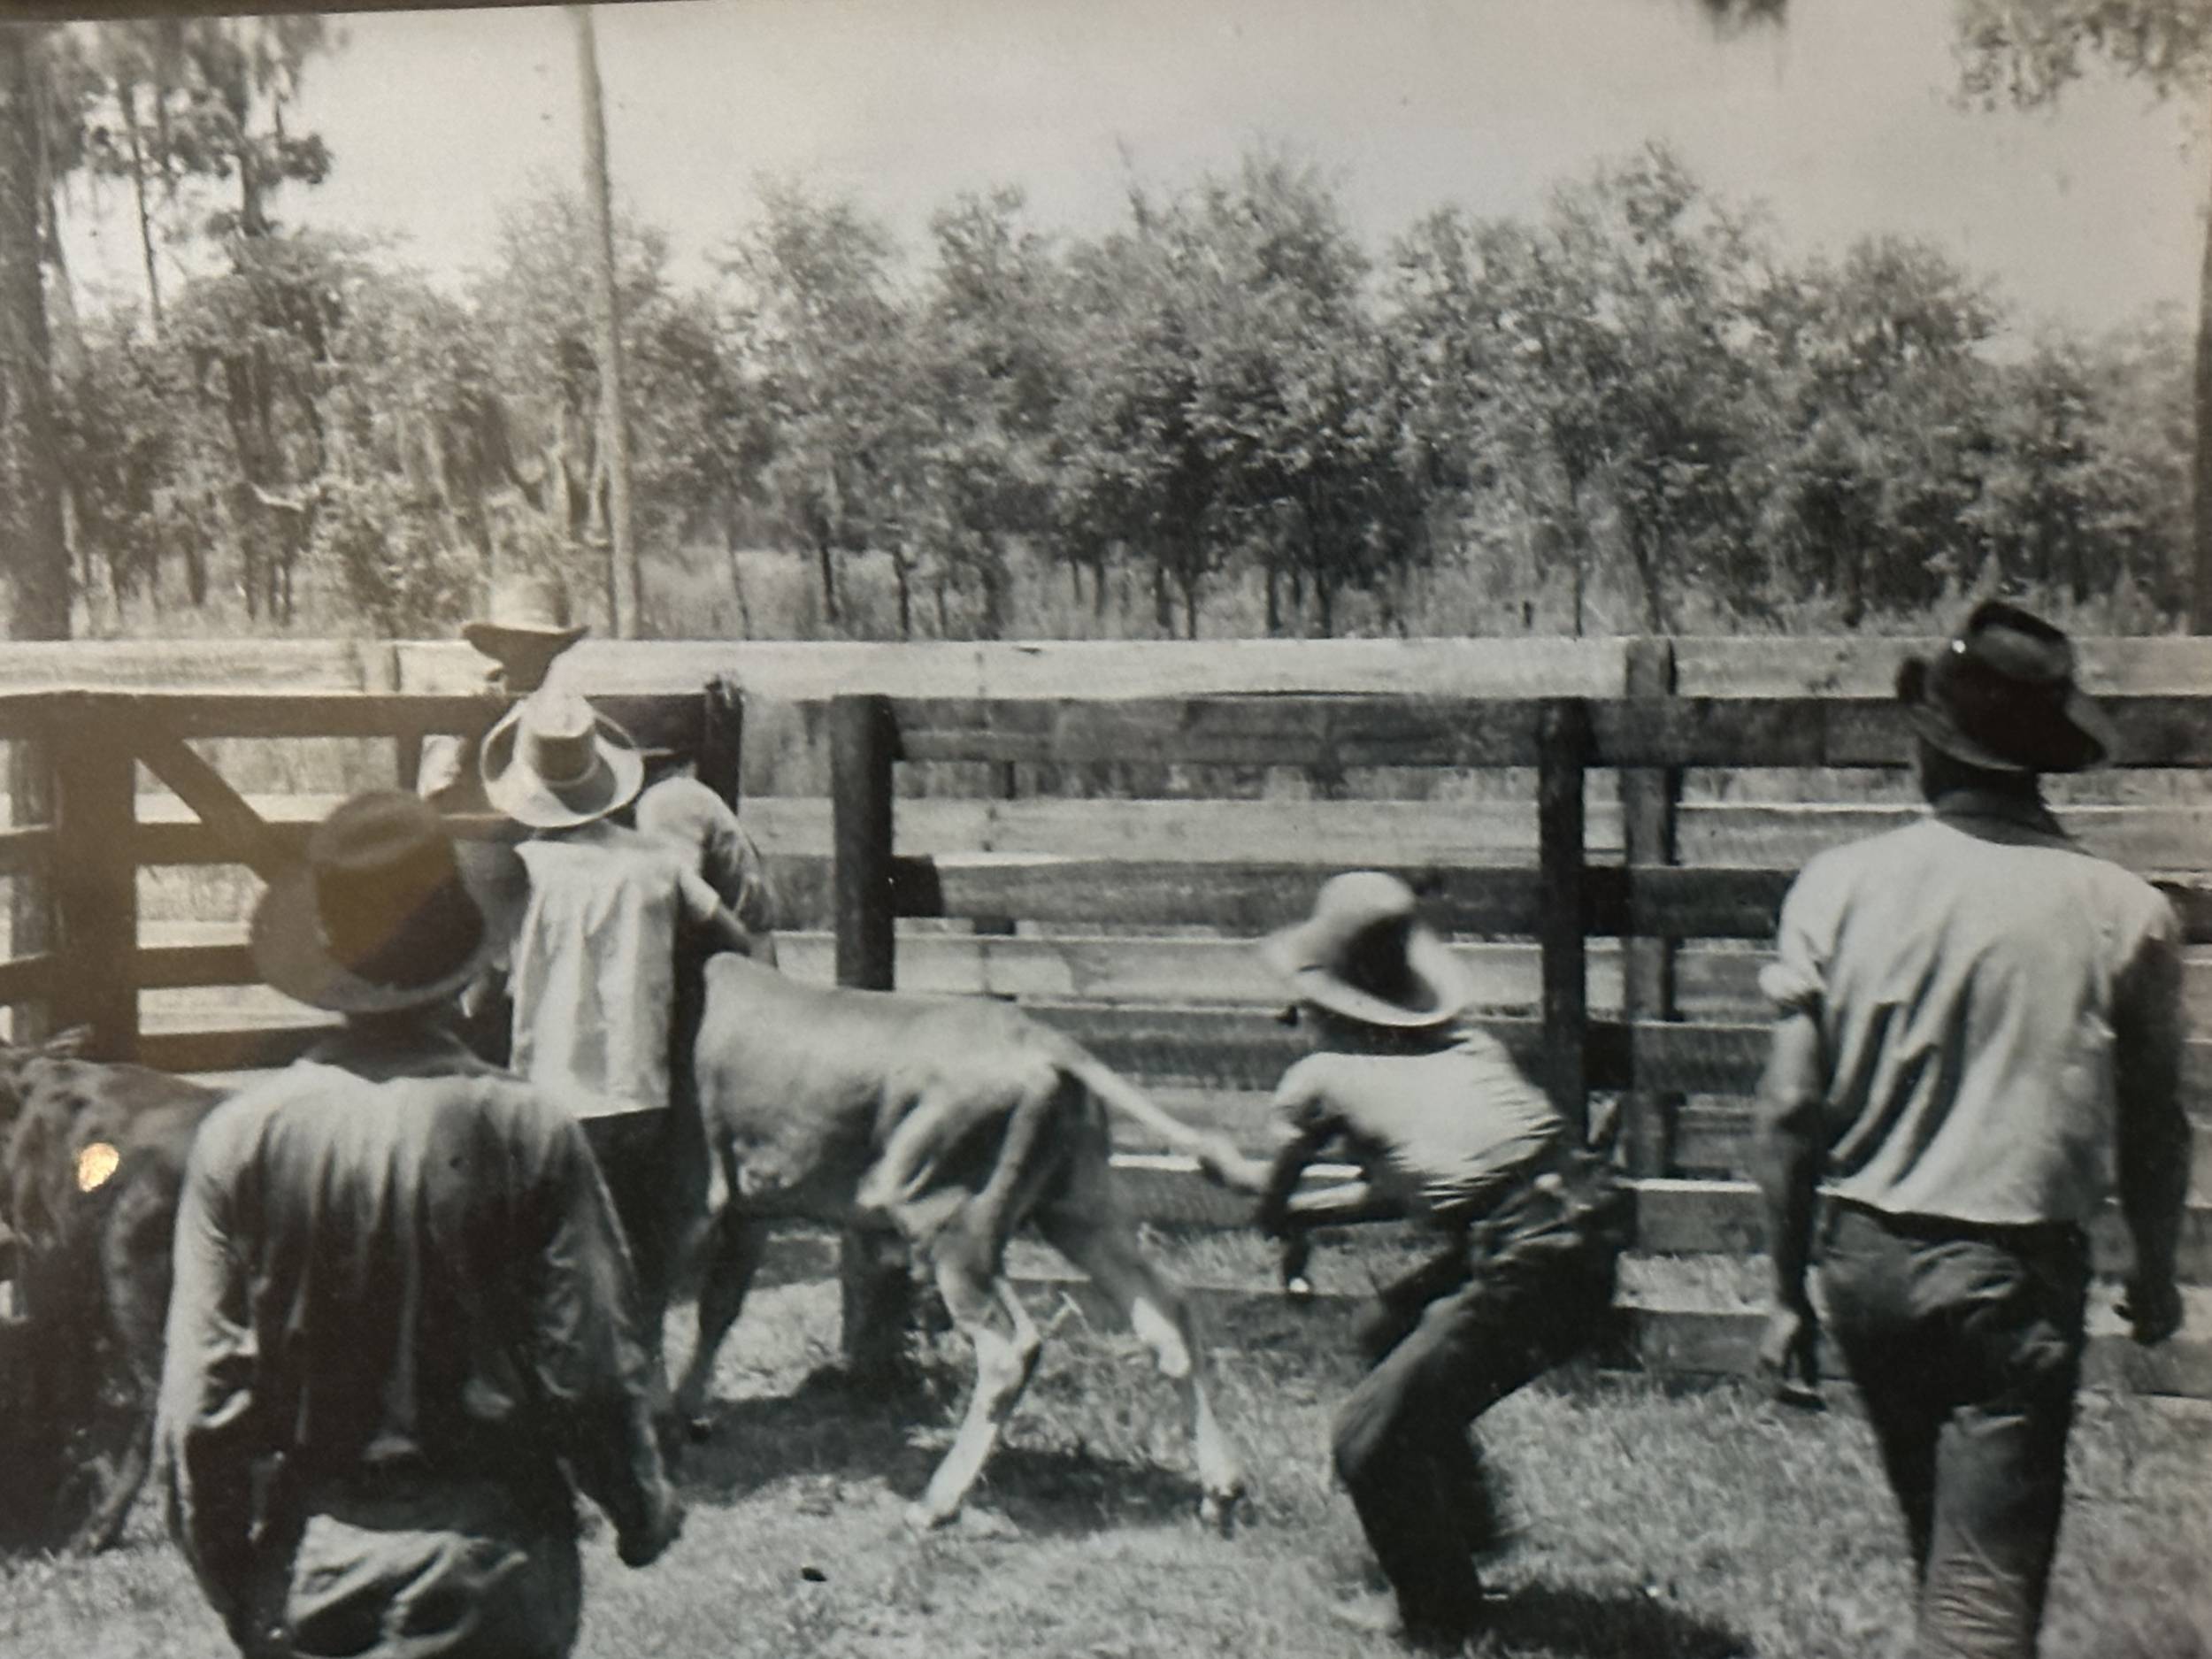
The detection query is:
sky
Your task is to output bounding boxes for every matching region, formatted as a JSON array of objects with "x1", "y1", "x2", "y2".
[{"x1": 56, "y1": 0, "x2": 2209, "y2": 334}]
